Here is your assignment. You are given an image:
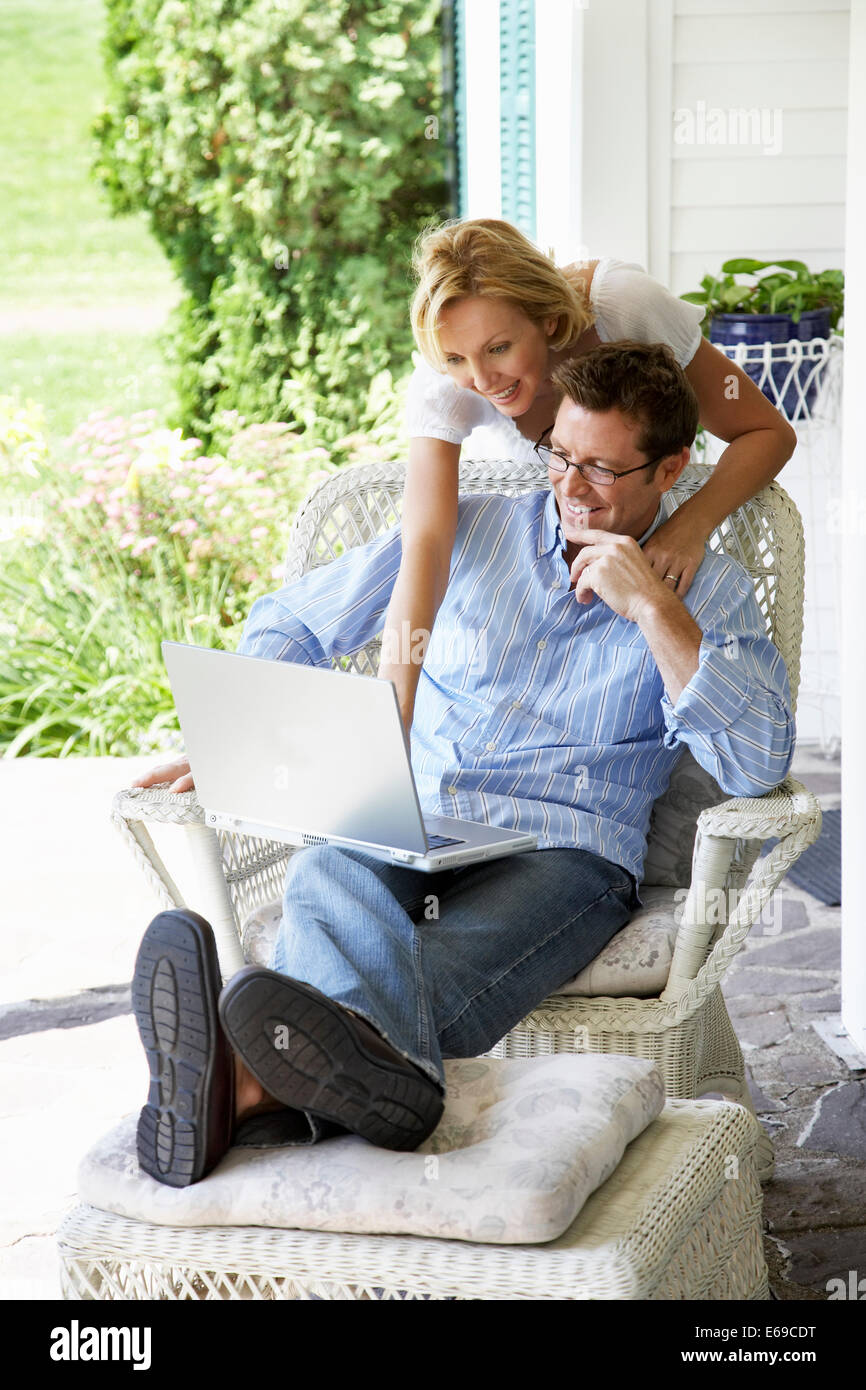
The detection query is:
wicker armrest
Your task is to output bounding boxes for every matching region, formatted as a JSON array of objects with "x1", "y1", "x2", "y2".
[
  {"x1": 660, "y1": 777, "x2": 822, "y2": 1014},
  {"x1": 695, "y1": 776, "x2": 821, "y2": 842},
  {"x1": 111, "y1": 783, "x2": 247, "y2": 976},
  {"x1": 110, "y1": 785, "x2": 204, "y2": 911},
  {"x1": 112, "y1": 783, "x2": 205, "y2": 827}
]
